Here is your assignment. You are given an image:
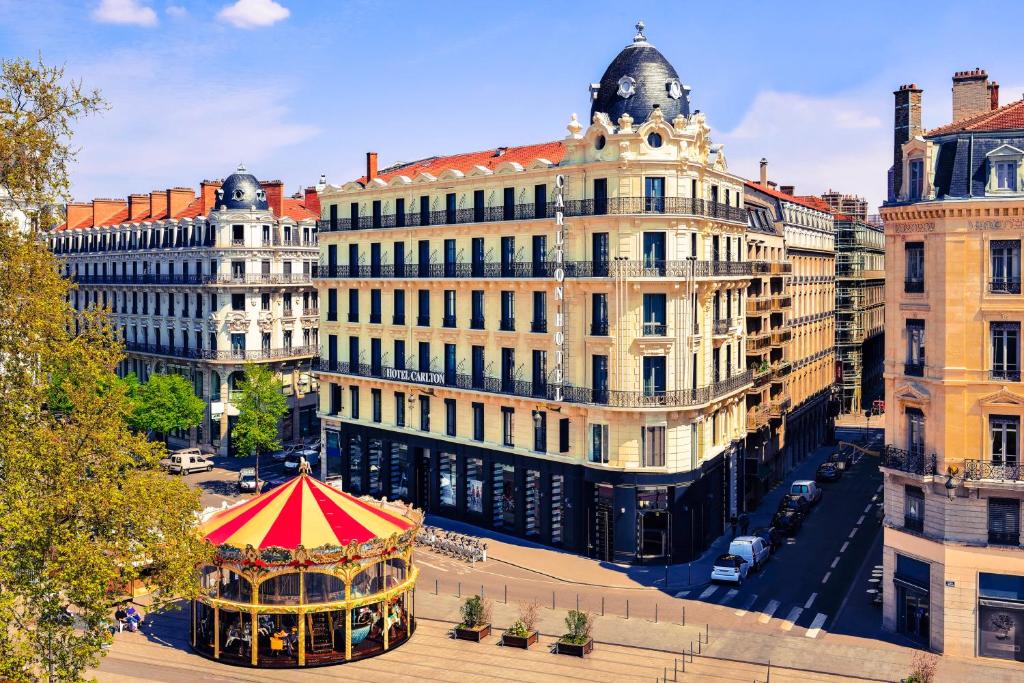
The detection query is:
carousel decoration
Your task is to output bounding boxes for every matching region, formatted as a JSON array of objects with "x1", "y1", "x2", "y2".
[{"x1": 191, "y1": 462, "x2": 422, "y2": 667}]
